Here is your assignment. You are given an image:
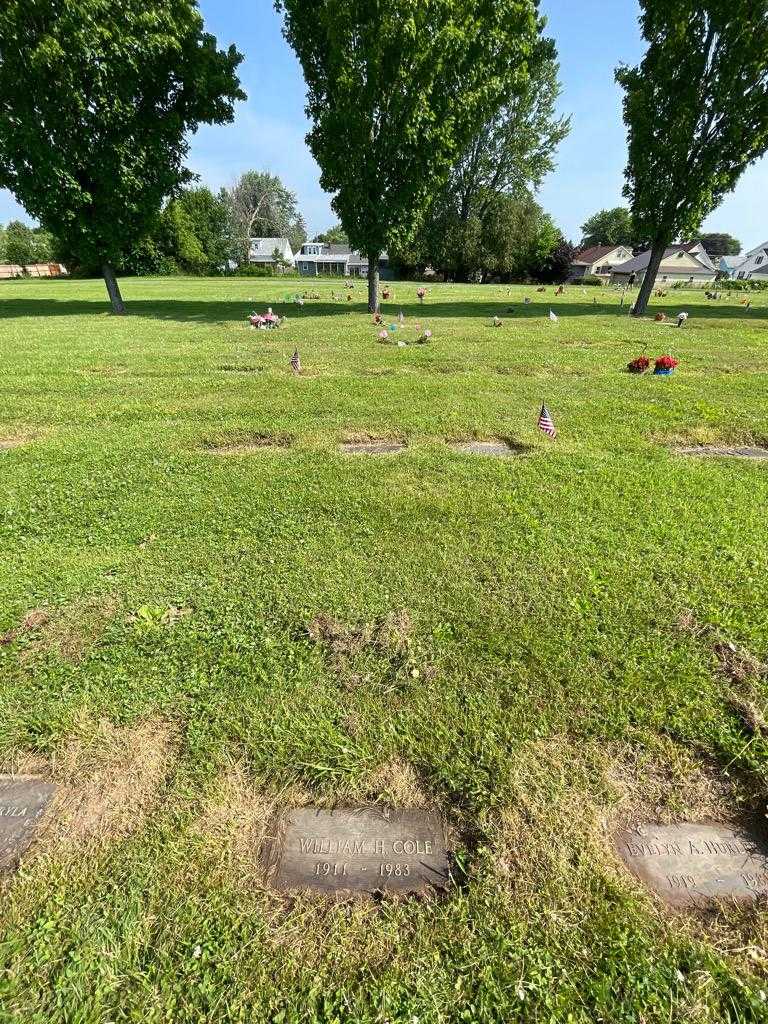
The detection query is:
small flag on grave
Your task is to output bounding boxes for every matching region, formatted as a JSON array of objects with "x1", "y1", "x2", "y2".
[
  {"x1": 537, "y1": 403, "x2": 556, "y2": 438},
  {"x1": 290, "y1": 349, "x2": 301, "y2": 373},
  {"x1": 549, "y1": 309, "x2": 558, "y2": 322}
]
